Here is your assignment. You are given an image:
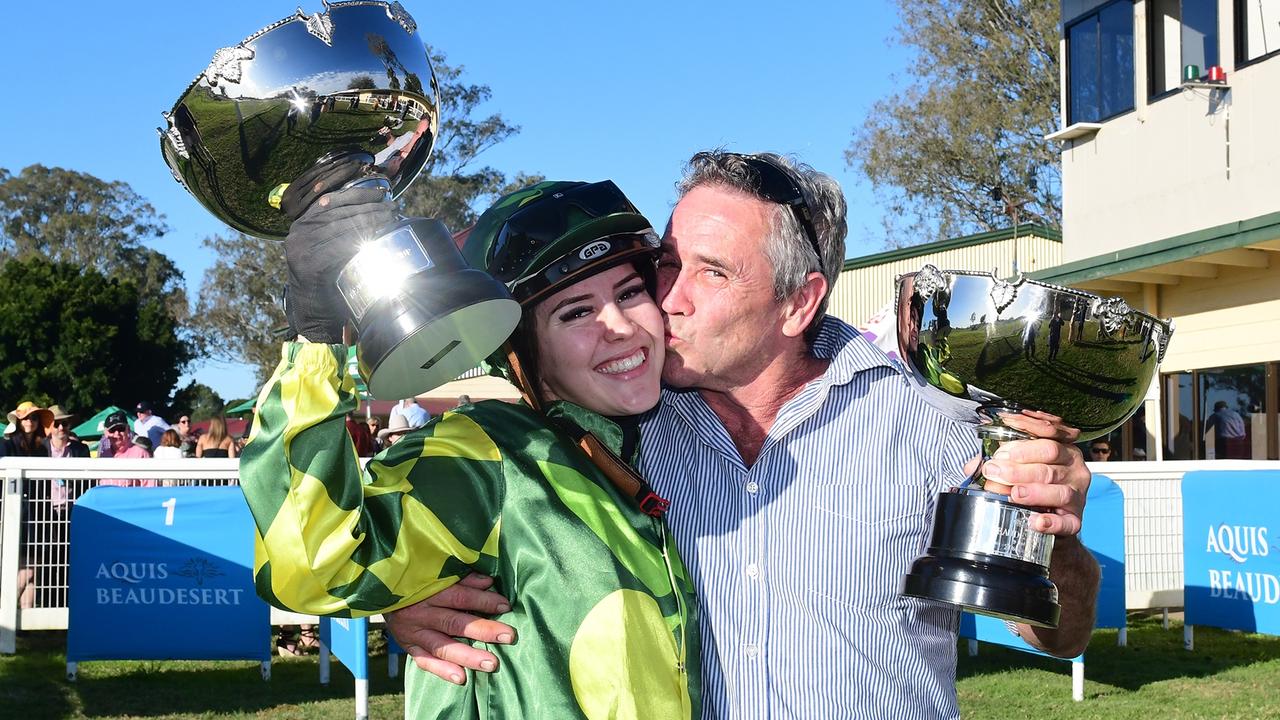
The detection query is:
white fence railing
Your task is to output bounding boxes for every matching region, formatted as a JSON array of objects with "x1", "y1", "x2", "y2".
[
  {"x1": 4, "y1": 457, "x2": 1280, "y2": 653},
  {"x1": 0, "y1": 457, "x2": 318, "y2": 654},
  {"x1": 1088, "y1": 460, "x2": 1280, "y2": 610}
]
